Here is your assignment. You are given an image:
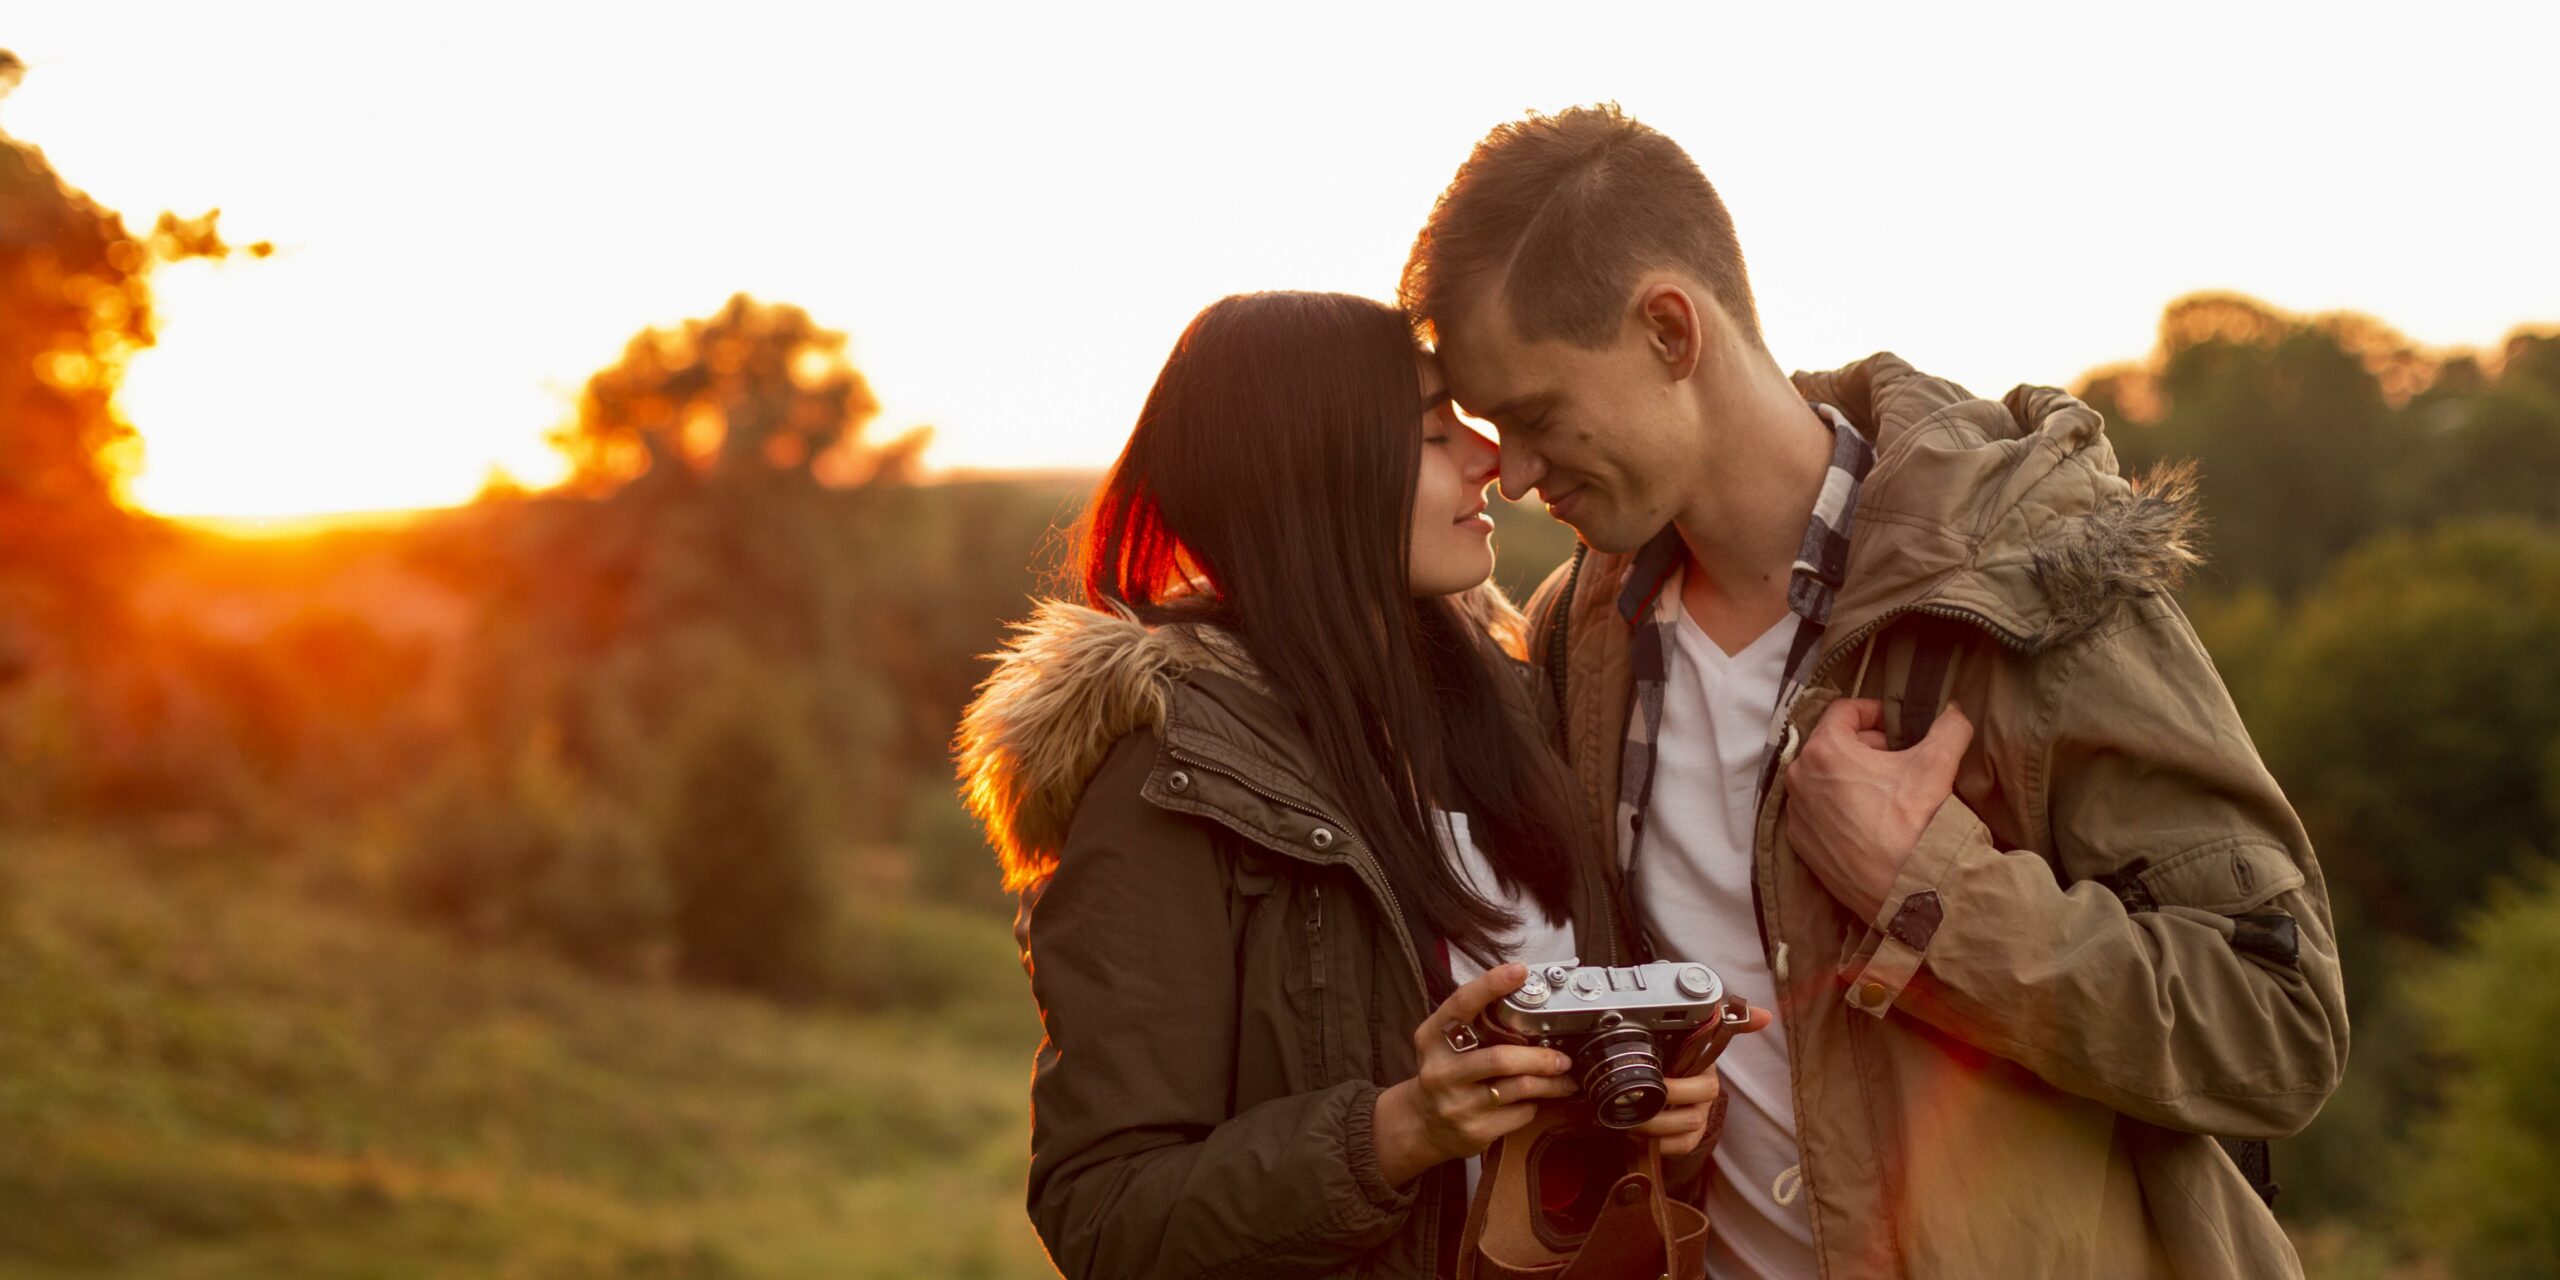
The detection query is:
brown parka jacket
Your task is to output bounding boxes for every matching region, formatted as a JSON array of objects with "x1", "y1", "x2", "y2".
[
  {"x1": 955, "y1": 594, "x2": 1642, "y2": 1279},
  {"x1": 1523, "y1": 353, "x2": 2350, "y2": 1278}
]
